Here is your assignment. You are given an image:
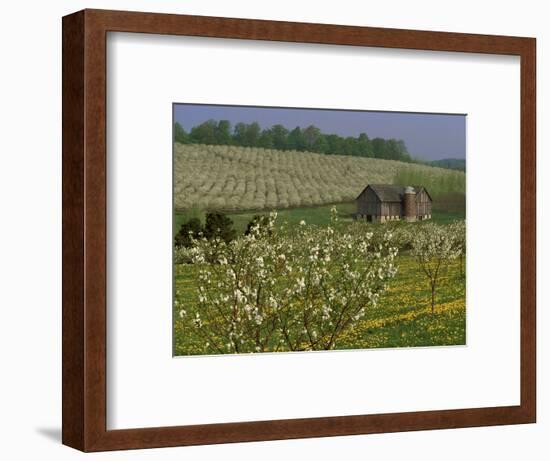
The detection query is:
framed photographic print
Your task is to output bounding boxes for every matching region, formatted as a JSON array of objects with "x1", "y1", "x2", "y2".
[{"x1": 62, "y1": 9, "x2": 536, "y2": 452}]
